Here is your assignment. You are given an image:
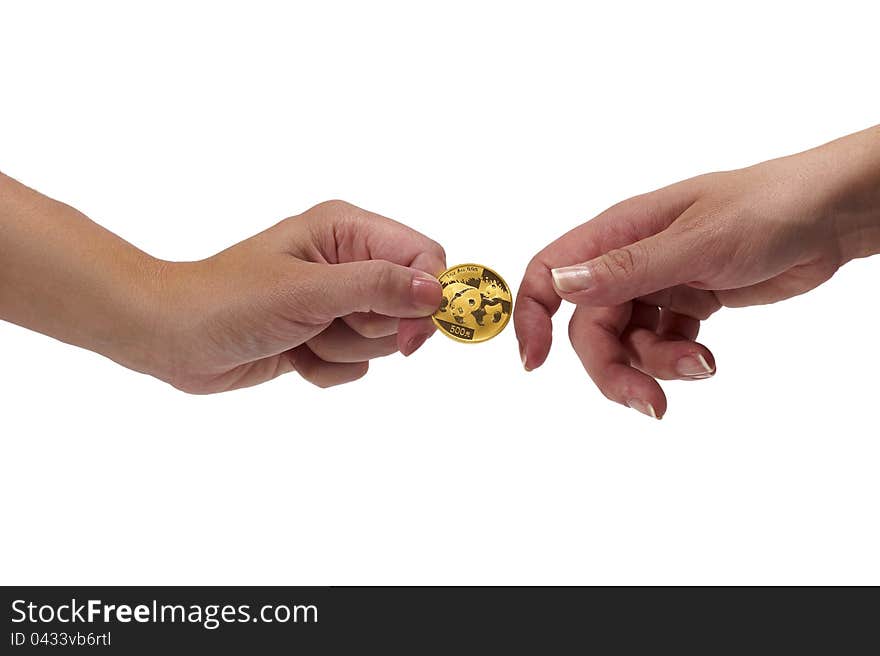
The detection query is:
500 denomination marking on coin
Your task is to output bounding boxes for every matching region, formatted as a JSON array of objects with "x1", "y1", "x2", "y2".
[{"x1": 432, "y1": 264, "x2": 512, "y2": 343}]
